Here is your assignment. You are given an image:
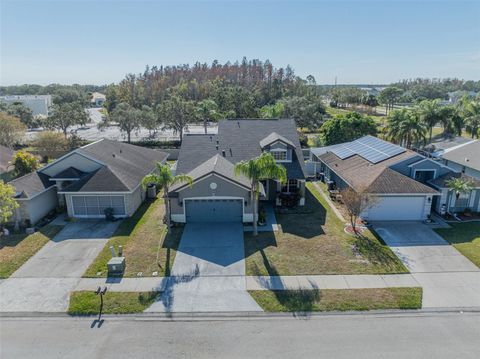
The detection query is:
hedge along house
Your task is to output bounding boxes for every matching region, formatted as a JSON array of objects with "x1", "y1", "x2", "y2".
[
  {"x1": 312, "y1": 136, "x2": 439, "y2": 221},
  {"x1": 169, "y1": 119, "x2": 307, "y2": 224},
  {"x1": 9, "y1": 139, "x2": 168, "y2": 225}
]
